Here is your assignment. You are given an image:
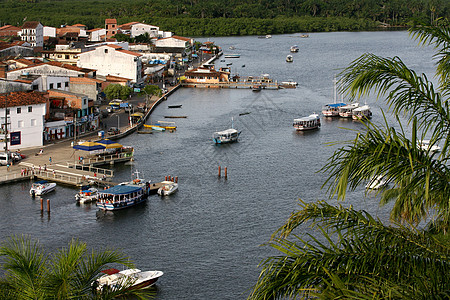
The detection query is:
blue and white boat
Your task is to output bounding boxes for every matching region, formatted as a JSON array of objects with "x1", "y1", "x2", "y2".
[
  {"x1": 97, "y1": 184, "x2": 149, "y2": 211},
  {"x1": 322, "y1": 76, "x2": 346, "y2": 117},
  {"x1": 213, "y1": 118, "x2": 240, "y2": 144}
]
